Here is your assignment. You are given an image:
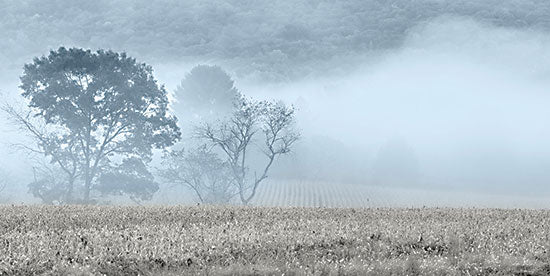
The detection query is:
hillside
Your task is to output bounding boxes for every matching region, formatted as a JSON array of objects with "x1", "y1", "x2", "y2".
[{"x1": 2, "y1": 0, "x2": 550, "y2": 81}]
